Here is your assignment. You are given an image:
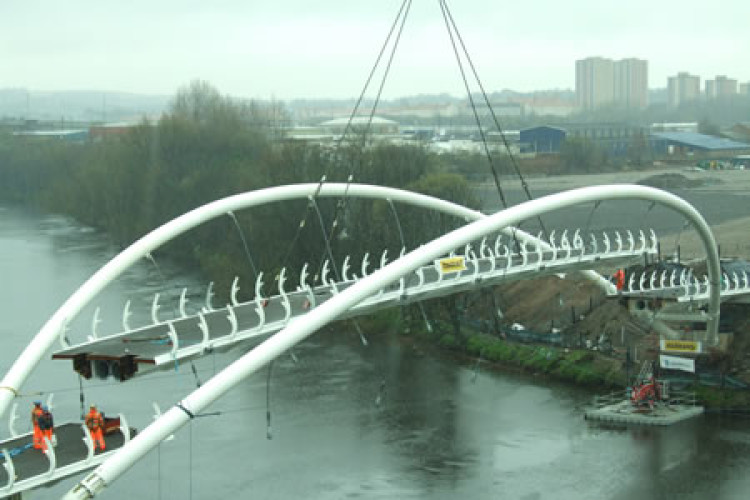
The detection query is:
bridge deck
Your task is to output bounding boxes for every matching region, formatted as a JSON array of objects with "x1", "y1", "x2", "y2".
[
  {"x1": 0, "y1": 422, "x2": 135, "y2": 496},
  {"x1": 53, "y1": 231, "x2": 658, "y2": 381}
]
